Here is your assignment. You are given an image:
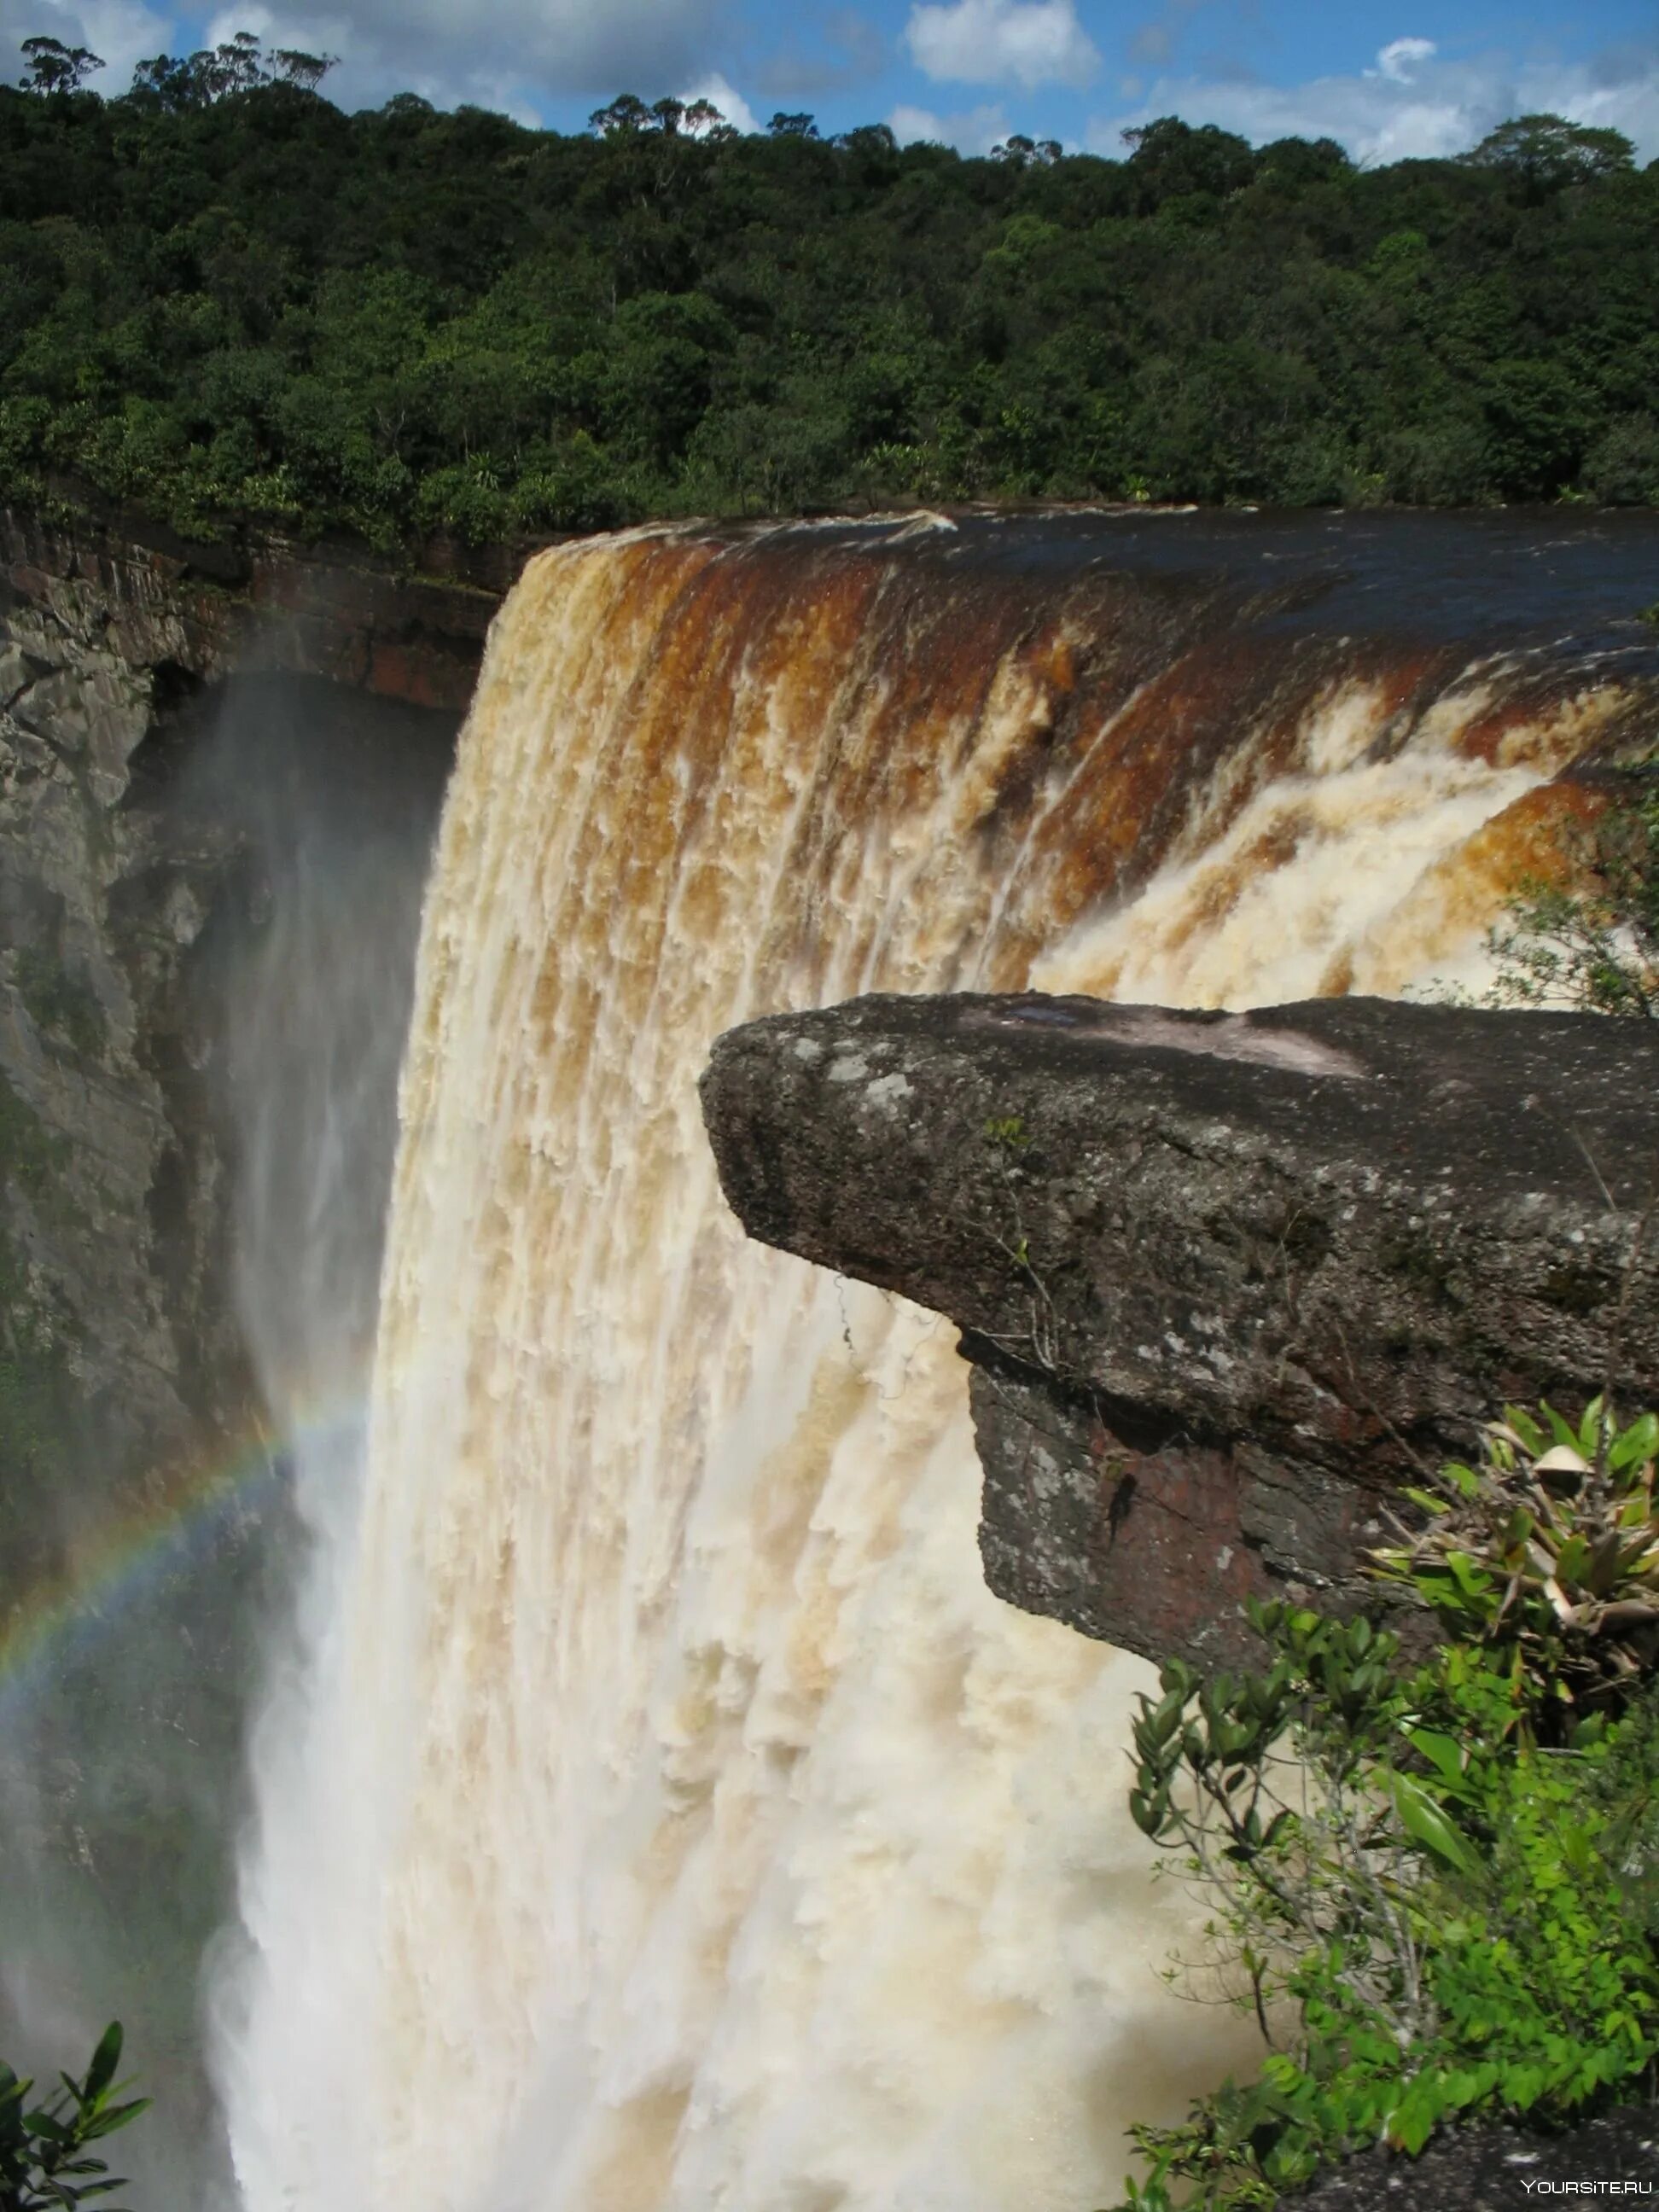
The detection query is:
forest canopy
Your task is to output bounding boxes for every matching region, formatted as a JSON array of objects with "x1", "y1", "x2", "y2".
[{"x1": 2, "y1": 38, "x2": 1656, "y2": 549}]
